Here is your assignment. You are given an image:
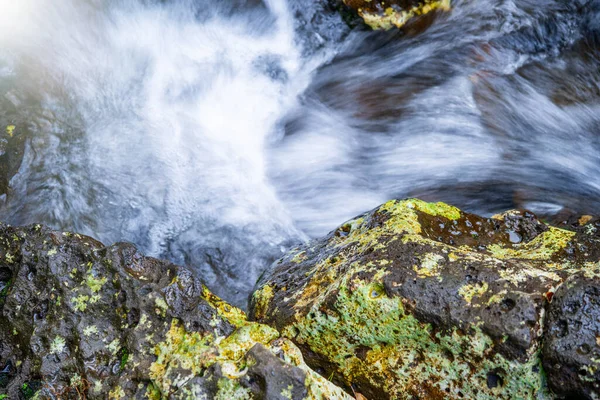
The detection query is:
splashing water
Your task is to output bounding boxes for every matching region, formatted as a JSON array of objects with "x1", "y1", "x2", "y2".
[{"x1": 1, "y1": 0, "x2": 599, "y2": 306}]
